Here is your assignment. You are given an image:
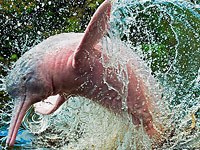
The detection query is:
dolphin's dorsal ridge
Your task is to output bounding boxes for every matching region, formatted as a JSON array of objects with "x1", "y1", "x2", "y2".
[{"x1": 72, "y1": 1, "x2": 111, "y2": 69}]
